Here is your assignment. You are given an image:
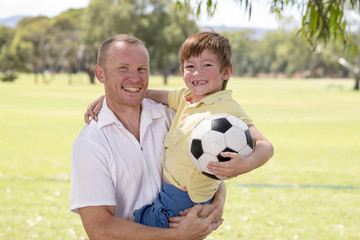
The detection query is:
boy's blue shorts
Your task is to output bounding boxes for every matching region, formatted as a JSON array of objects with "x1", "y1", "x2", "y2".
[{"x1": 133, "y1": 180, "x2": 212, "y2": 228}]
